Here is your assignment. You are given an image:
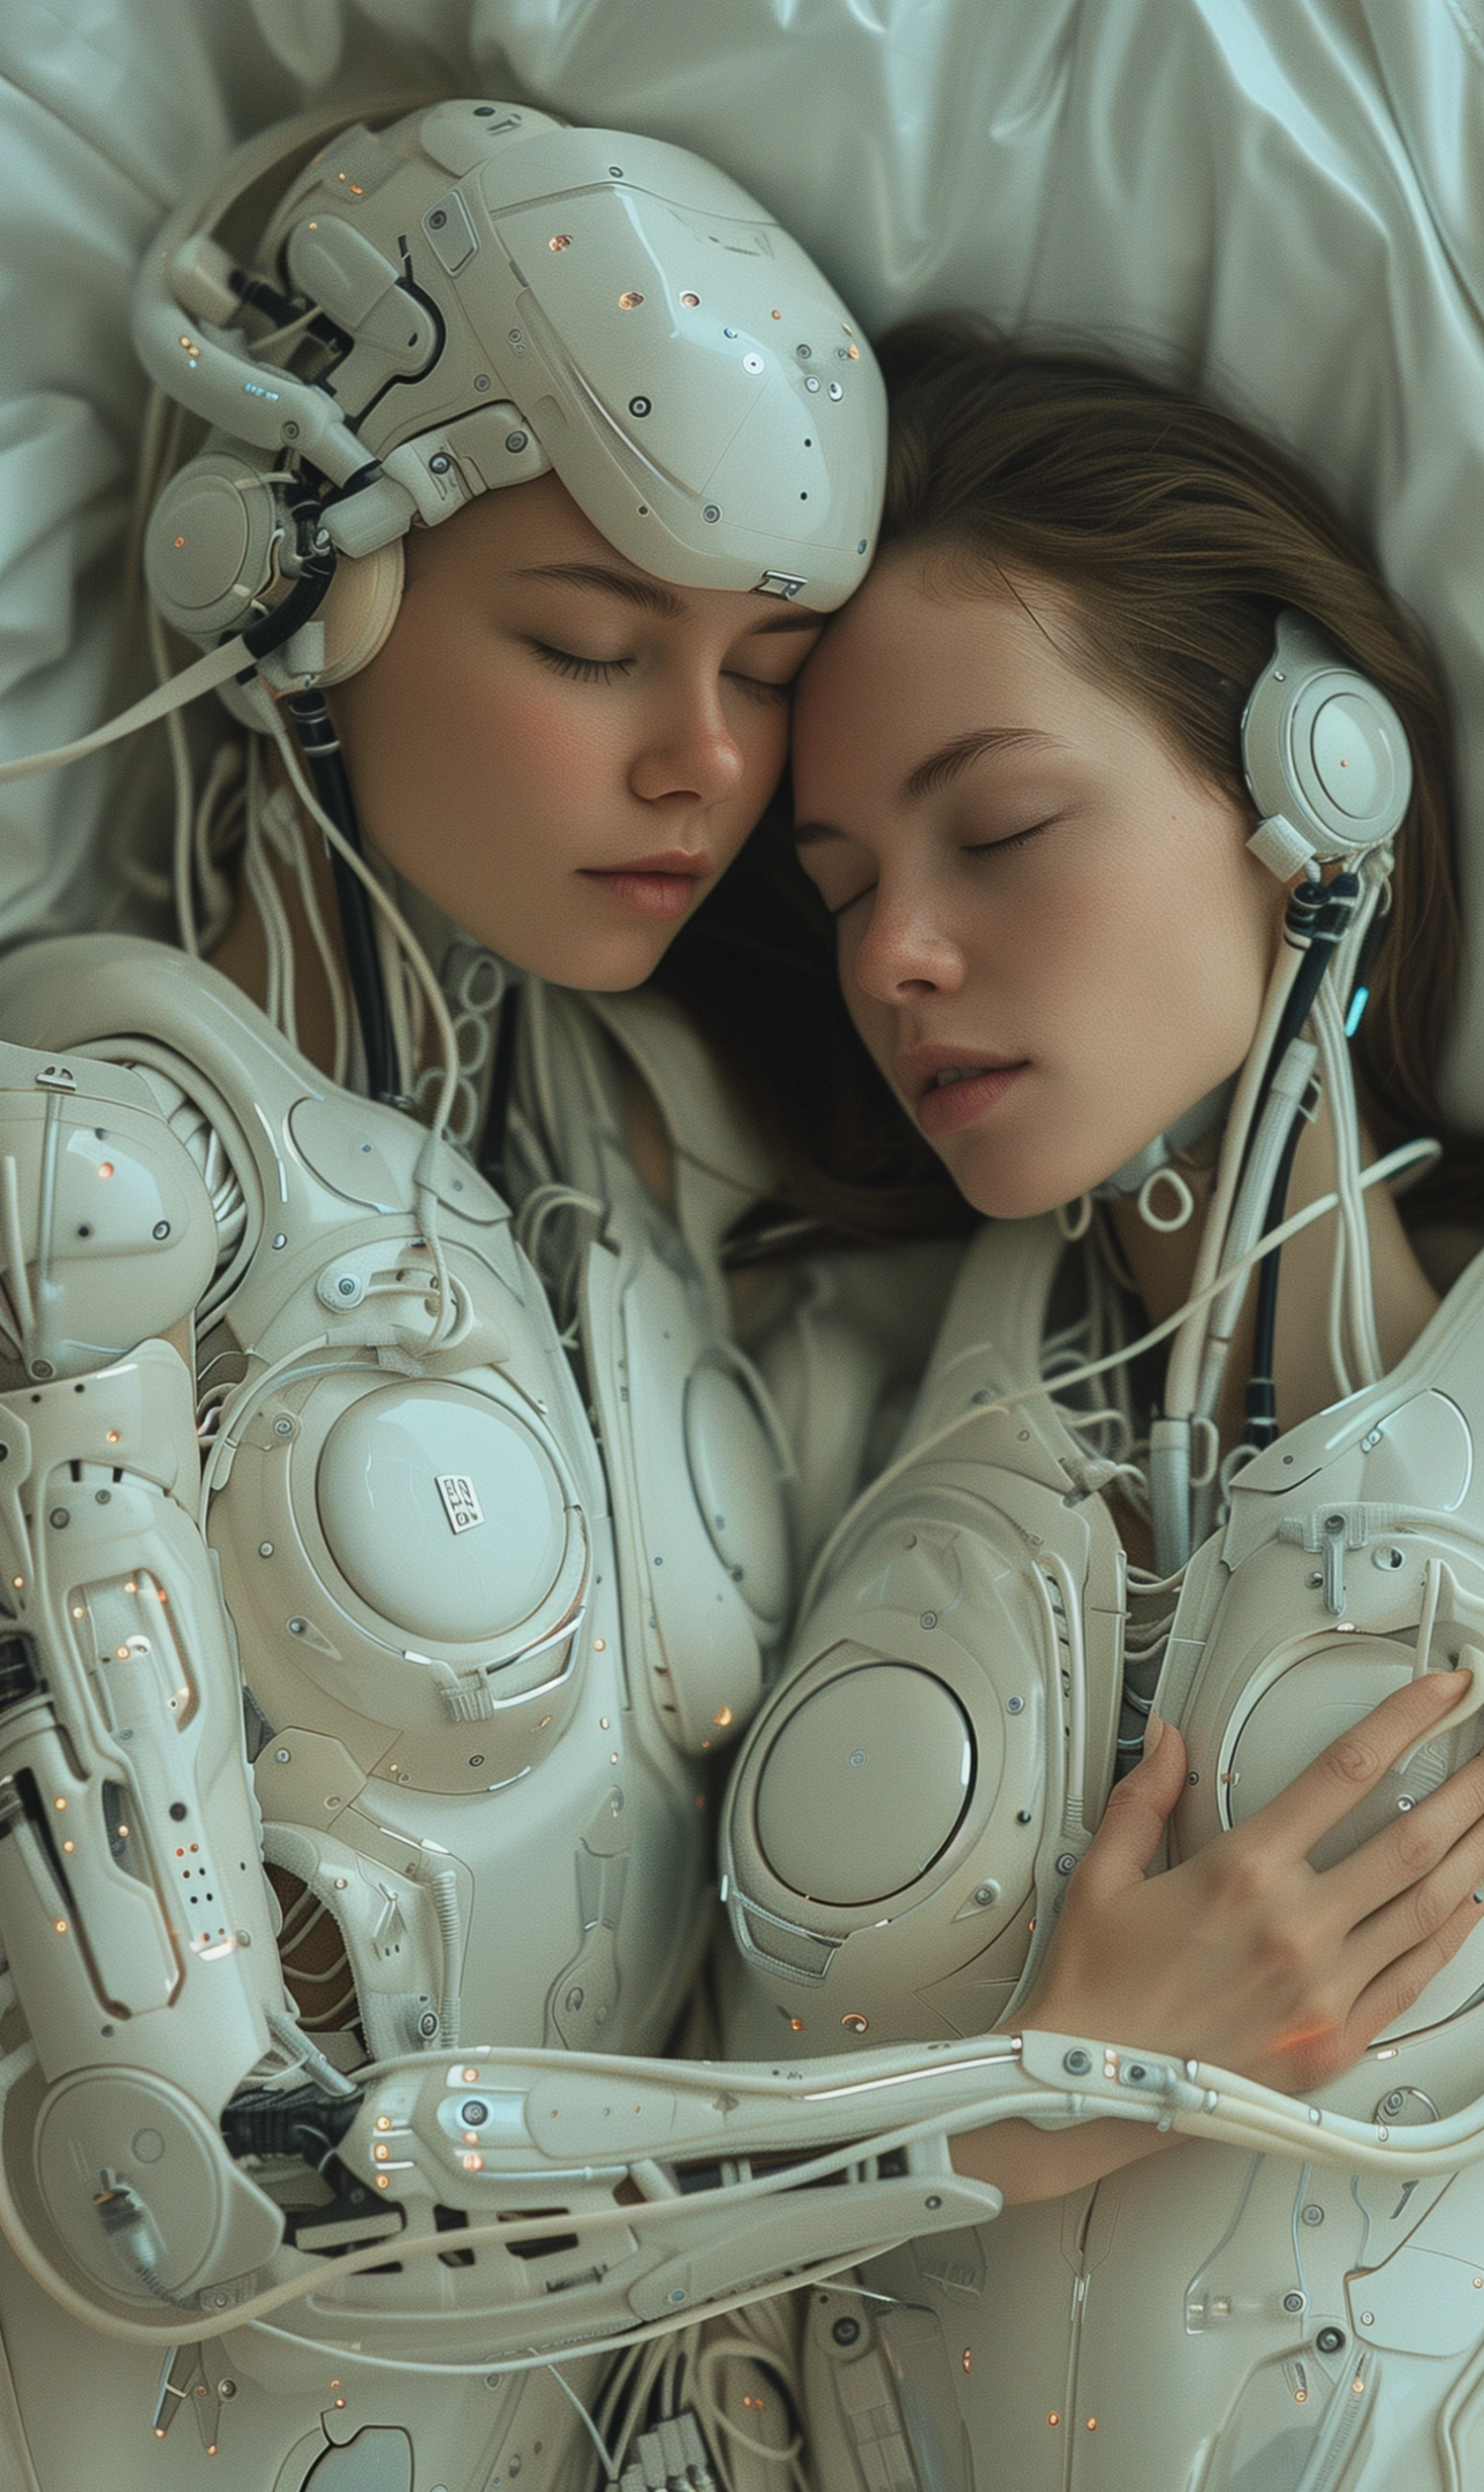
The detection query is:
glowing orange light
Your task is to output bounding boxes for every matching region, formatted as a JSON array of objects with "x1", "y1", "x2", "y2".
[
  {"x1": 375, "y1": 2174, "x2": 390, "y2": 2189},
  {"x1": 789, "y1": 2018, "x2": 803, "y2": 2033},
  {"x1": 52, "y1": 1797, "x2": 65, "y2": 1810},
  {"x1": 53, "y1": 1919, "x2": 66, "y2": 1934},
  {"x1": 62, "y1": 1840, "x2": 73, "y2": 1854},
  {"x1": 1086, "y1": 2418, "x2": 1098, "y2": 2432},
  {"x1": 106, "y1": 1431, "x2": 120, "y2": 1444},
  {"x1": 97, "y1": 1163, "x2": 114, "y2": 1180},
  {"x1": 1048, "y1": 2413, "x2": 1060, "y2": 2428},
  {"x1": 461, "y1": 2154, "x2": 484, "y2": 2172},
  {"x1": 713, "y1": 1706, "x2": 733, "y2": 1727}
]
